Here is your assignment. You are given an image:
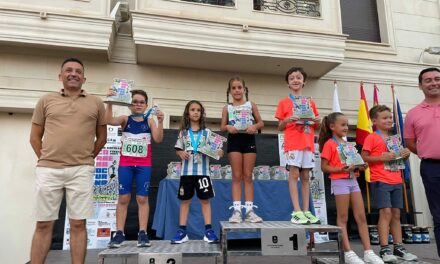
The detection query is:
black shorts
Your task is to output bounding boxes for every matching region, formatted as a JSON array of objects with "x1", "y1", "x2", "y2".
[
  {"x1": 178, "y1": 176, "x2": 214, "y2": 200},
  {"x1": 227, "y1": 133, "x2": 257, "y2": 153}
]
